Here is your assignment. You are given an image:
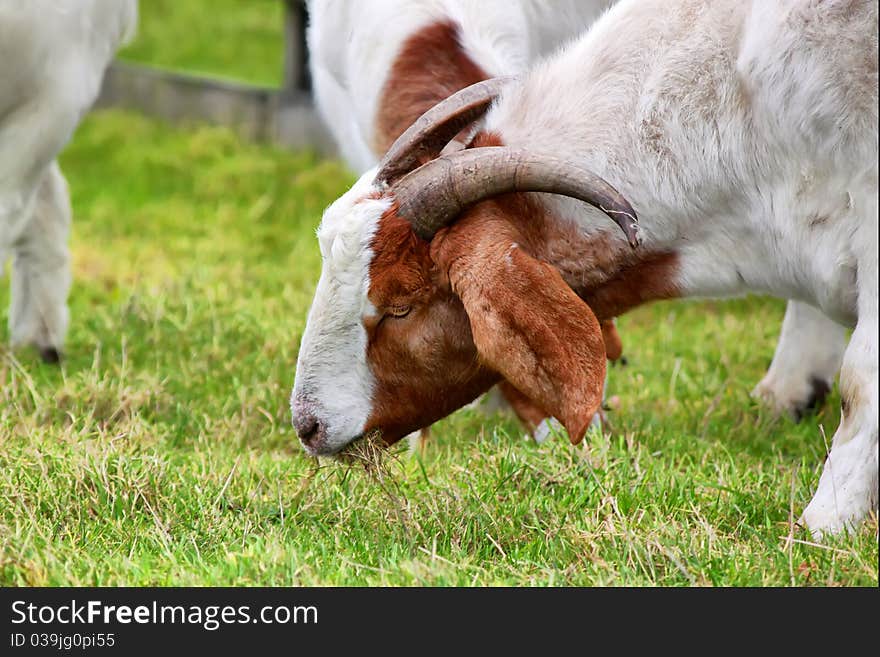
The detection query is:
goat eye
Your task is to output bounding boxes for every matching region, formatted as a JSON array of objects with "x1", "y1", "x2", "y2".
[{"x1": 387, "y1": 305, "x2": 411, "y2": 318}]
